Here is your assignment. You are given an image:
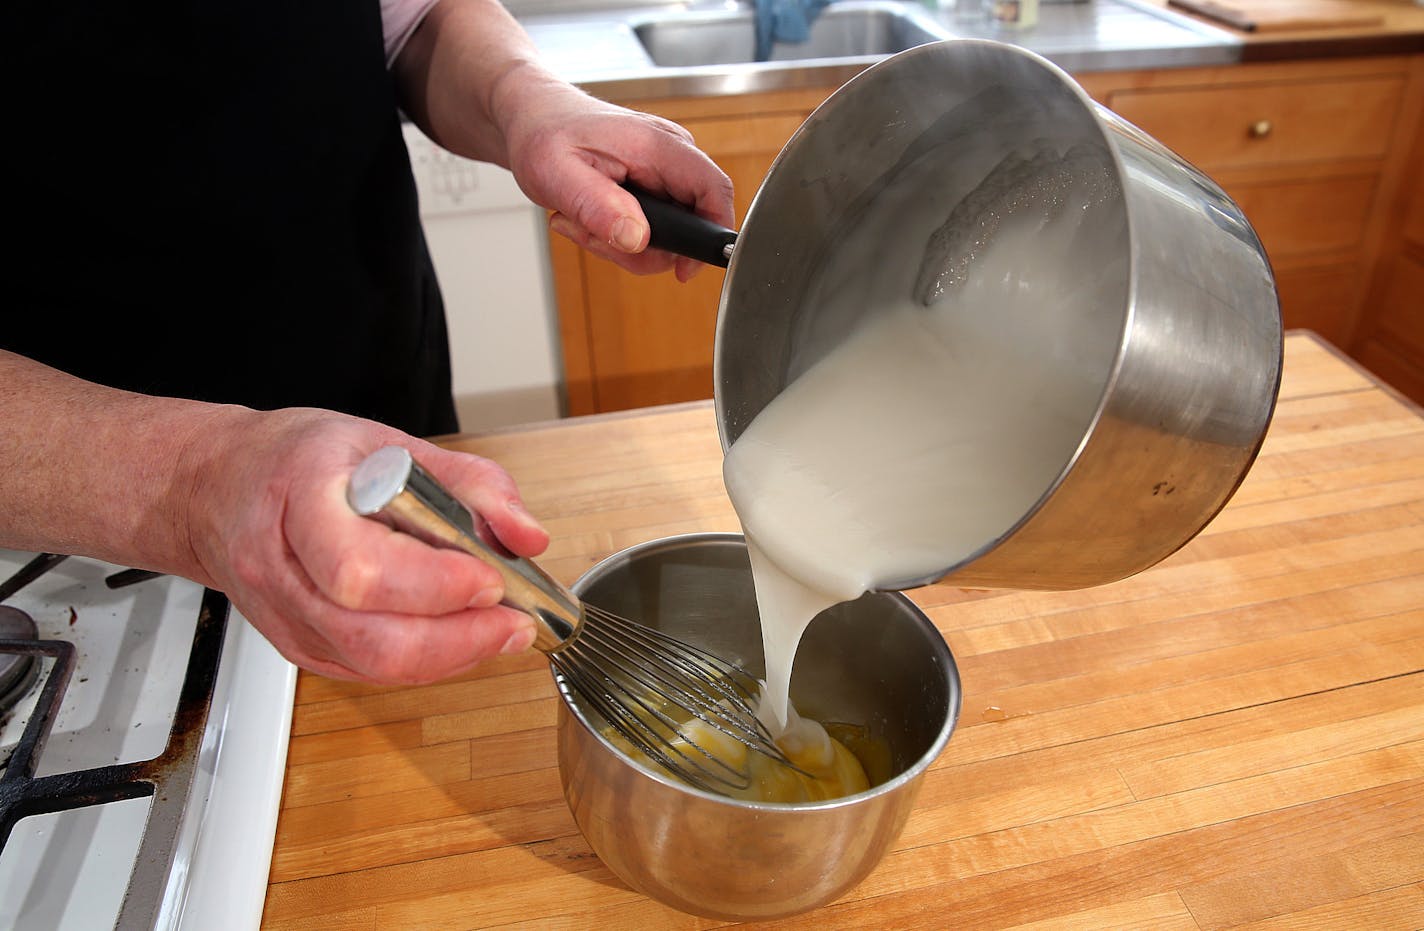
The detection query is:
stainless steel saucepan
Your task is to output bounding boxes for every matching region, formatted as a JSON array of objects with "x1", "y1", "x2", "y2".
[{"x1": 639, "y1": 38, "x2": 1282, "y2": 592}]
